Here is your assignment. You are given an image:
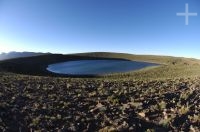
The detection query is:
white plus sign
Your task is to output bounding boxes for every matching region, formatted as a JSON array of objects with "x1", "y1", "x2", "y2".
[{"x1": 176, "y1": 3, "x2": 198, "y2": 25}]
